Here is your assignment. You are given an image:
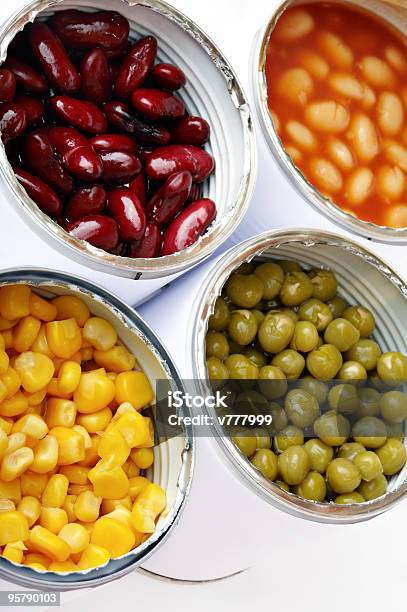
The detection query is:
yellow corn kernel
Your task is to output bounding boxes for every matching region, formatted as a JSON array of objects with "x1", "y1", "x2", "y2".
[
  {"x1": 0, "y1": 428, "x2": 7, "y2": 459},
  {"x1": 0, "y1": 368, "x2": 20, "y2": 400},
  {"x1": 0, "y1": 417, "x2": 12, "y2": 435},
  {"x1": 14, "y1": 352, "x2": 55, "y2": 393},
  {"x1": 59, "y1": 466, "x2": 89, "y2": 485},
  {"x1": 24, "y1": 404, "x2": 45, "y2": 419},
  {"x1": 21, "y1": 472, "x2": 46, "y2": 499},
  {"x1": 0, "y1": 285, "x2": 31, "y2": 320},
  {"x1": 88, "y1": 461, "x2": 129, "y2": 499},
  {"x1": 83, "y1": 317, "x2": 117, "y2": 351},
  {"x1": 91, "y1": 516, "x2": 135, "y2": 558},
  {"x1": 131, "y1": 484, "x2": 166, "y2": 534},
  {"x1": 105, "y1": 508, "x2": 144, "y2": 546},
  {"x1": 0, "y1": 318, "x2": 19, "y2": 332},
  {"x1": 115, "y1": 372, "x2": 153, "y2": 410},
  {"x1": 80, "y1": 347, "x2": 94, "y2": 362},
  {"x1": 0, "y1": 499, "x2": 15, "y2": 512},
  {"x1": 128, "y1": 476, "x2": 150, "y2": 500},
  {"x1": 98, "y1": 430, "x2": 130, "y2": 466},
  {"x1": 111, "y1": 412, "x2": 150, "y2": 448},
  {"x1": 31, "y1": 326, "x2": 55, "y2": 359},
  {"x1": 29, "y1": 525, "x2": 71, "y2": 562},
  {"x1": 23, "y1": 387, "x2": 47, "y2": 407},
  {"x1": 74, "y1": 490, "x2": 101, "y2": 523},
  {"x1": 14, "y1": 316, "x2": 41, "y2": 353},
  {"x1": 0, "y1": 352, "x2": 9, "y2": 377},
  {"x1": 130, "y1": 448, "x2": 154, "y2": 470},
  {"x1": 30, "y1": 435, "x2": 58, "y2": 474},
  {"x1": 0, "y1": 335, "x2": 4, "y2": 351},
  {"x1": 1, "y1": 447, "x2": 34, "y2": 481},
  {"x1": 17, "y1": 496, "x2": 41, "y2": 527},
  {"x1": 71, "y1": 425, "x2": 91, "y2": 449},
  {"x1": 39, "y1": 507, "x2": 68, "y2": 534},
  {"x1": 101, "y1": 496, "x2": 132, "y2": 514},
  {"x1": 48, "y1": 560, "x2": 78, "y2": 572},
  {"x1": 93, "y1": 346, "x2": 135, "y2": 374},
  {"x1": 112, "y1": 402, "x2": 137, "y2": 421},
  {"x1": 29, "y1": 293, "x2": 57, "y2": 323},
  {"x1": 78, "y1": 436, "x2": 100, "y2": 467},
  {"x1": 5, "y1": 433, "x2": 26, "y2": 455},
  {"x1": 2, "y1": 331, "x2": 12, "y2": 351},
  {"x1": 42, "y1": 474, "x2": 69, "y2": 508},
  {"x1": 46, "y1": 379, "x2": 72, "y2": 400},
  {"x1": 62, "y1": 495, "x2": 76, "y2": 522},
  {"x1": 12, "y1": 414, "x2": 49, "y2": 440},
  {"x1": 76, "y1": 407, "x2": 112, "y2": 433},
  {"x1": 50, "y1": 427, "x2": 85, "y2": 465},
  {"x1": 68, "y1": 484, "x2": 90, "y2": 496},
  {"x1": 46, "y1": 319, "x2": 82, "y2": 360},
  {"x1": 24, "y1": 552, "x2": 50, "y2": 567},
  {"x1": 0, "y1": 480, "x2": 21, "y2": 506},
  {"x1": 26, "y1": 562, "x2": 47, "y2": 570},
  {"x1": 78, "y1": 544, "x2": 110, "y2": 570},
  {"x1": 0, "y1": 392, "x2": 29, "y2": 417},
  {"x1": 73, "y1": 370, "x2": 115, "y2": 414},
  {"x1": 3, "y1": 541, "x2": 25, "y2": 563},
  {"x1": 123, "y1": 461, "x2": 140, "y2": 478},
  {"x1": 45, "y1": 398, "x2": 76, "y2": 429},
  {"x1": 57, "y1": 362, "x2": 81, "y2": 395},
  {"x1": 52, "y1": 295, "x2": 90, "y2": 327},
  {"x1": 58, "y1": 523, "x2": 89, "y2": 554},
  {"x1": 0, "y1": 511, "x2": 29, "y2": 545}
]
